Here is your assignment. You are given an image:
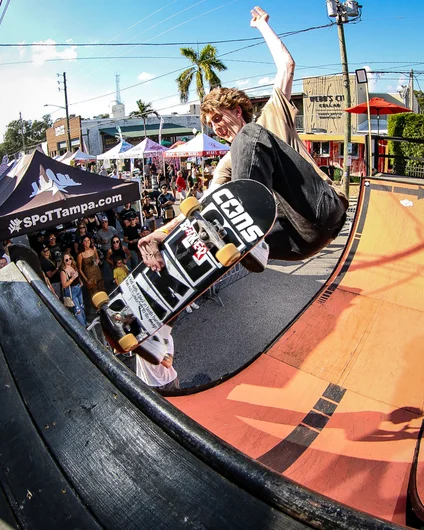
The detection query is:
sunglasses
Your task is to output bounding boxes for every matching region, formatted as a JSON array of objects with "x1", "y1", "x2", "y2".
[
  {"x1": 79, "y1": 226, "x2": 85, "y2": 229},
  {"x1": 64, "y1": 257, "x2": 72, "y2": 262},
  {"x1": 112, "y1": 240, "x2": 120, "y2": 243}
]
